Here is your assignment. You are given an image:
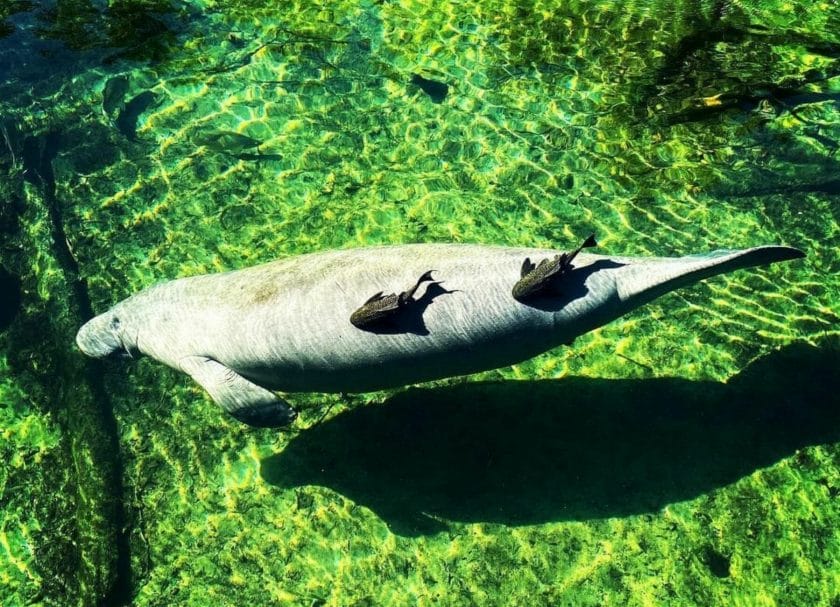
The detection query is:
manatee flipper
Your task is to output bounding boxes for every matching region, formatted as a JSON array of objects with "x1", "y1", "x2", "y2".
[{"x1": 178, "y1": 355, "x2": 297, "y2": 427}]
